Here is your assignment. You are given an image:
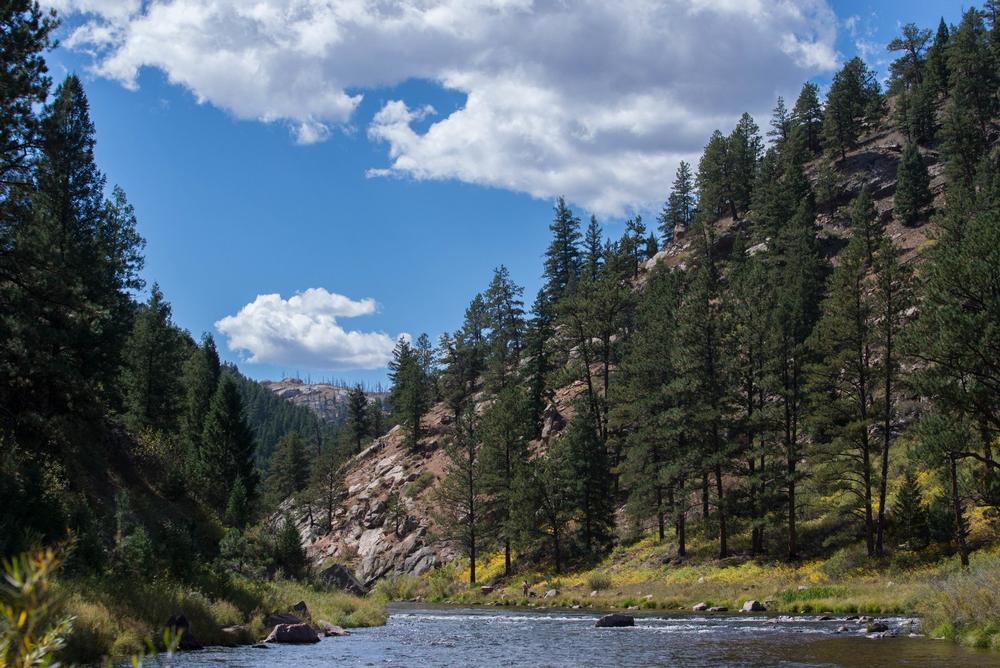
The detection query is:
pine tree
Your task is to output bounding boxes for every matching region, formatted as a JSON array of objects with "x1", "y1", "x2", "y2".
[
  {"x1": 770, "y1": 198, "x2": 824, "y2": 560},
  {"x1": 583, "y1": 215, "x2": 603, "y2": 280},
  {"x1": 924, "y1": 18, "x2": 951, "y2": 99},
  {"x1": 265, "y1": 431, "x2": 309, "y2": 507},
  {"x1": 697, "y1": 130, "x2": 735, "y2": 220},
  {"x1": 729, "y1": 113, "x2": 763, "y2": 216},
  {"x1": 887, "y1": 23, "x2": 932, "y2": 90},
  {"x1": 658, "y1": 160, "x2": 695, "y2": 244},
  {"x1": 181, "y1": 333, "x2": 221, "y2": 464},
  {"x1": 891, "y1": 470, "x2": 929, "y2": 550},
  {"x1": 346, "y1": 384, "x2": 371, "y2": 452},
  {"x1": 613, "y1": 268, "x2": 685, "y2": 543},
  {"x1": 523, "y1": 291, "x2": 555, "y2": 437},
  {"x1": 792, "y1": 82, "x2": 824, "y2": 155},
  {"x1": 942, "y1": 10, "x2": 996, "y2": 189},
  {"x1": 904, "y1": 173, "x2": 1000, "y2": 537},
  {"x1": 484, "y1": 265, "x2": 526, "y2": 389},
  {"x1": 479, "y1": 386, "x2": 532, "y2": 576},
  {"x1": 388, "y1": 337, "x2": 429, "y2": 448},
  {"x1": 850, "y1": 186, "x2": 880, "y2": 262},
  {"x1": 543, "y1": 197, "x2": 582, "y2": 303},
  {"x1": 200, "y1": 374, "x2": 259, "y2": 515},
  {"x1": 564, "y1": 408, "x2": 614, "y2": 555},
  {"x1": 306, "y1": 443, "x2": 341, "y2": 532},
  {"x1": 434, "y1": 406, "x2": 483, "y2": 584},
  {"x1": 675, "y1": 225, "x2": 732, "y2": 558},
  {"x1": 121, "y1": 284, "x2": 188, "y2": 433},
  {"x1": 898, "y1": 81, "x2": 936, "y2": 145},
  {"x1": 912, "y1": 413, "x2": 973, "y2": 566},
  {"x1": 894, "y1": 143, "x2": 932, "y2": 225},
  {"x1": 808, "y1": 233, "x2": 878, "y2": 556},
  {"x1": 518, "y1": 438, "x2": 575, "y2": 574},
  {"x1": 872, "y1": 235, "x2": 914, "y2": 556},
  {"x1": 768, "y1": 97, "x2": 792, "y2": 146},
  {"x1": 621, "y1": 215, "x2": 648, "y2": 278},
  {"x1": 822, "y1": 57, "x2": 883, "y2": 160},
  {"x1": 723, "y1": 244, "x2": 775, "y2": 556},
  {"x1": 0, "y1": 1, "x2": 55, "y2": 204},
  {"x1": 272, "y1": 515, "x2": 307, "y2": 579},
  {"x1": 225, "y1": 477, "x2": 251, "y2": 529},
  {"x1": 4, "y1": 76, "x2": 145, "y2": 434}
]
